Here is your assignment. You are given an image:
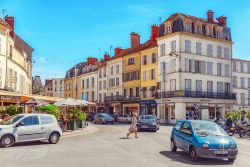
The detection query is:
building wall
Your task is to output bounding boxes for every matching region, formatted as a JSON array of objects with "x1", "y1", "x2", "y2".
[
  {"x1": 140, "y1": 47, "x2": 158, "y2": 99},
  {"x1": 52, "y1": 78, "x2": 64, "y2": 98},
  {"x1": 97, "y1": 66, "x2": 107, "y2": 103},
  {"x1": 64, "y1": 77, "x2": 73, "y2": 98}
]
